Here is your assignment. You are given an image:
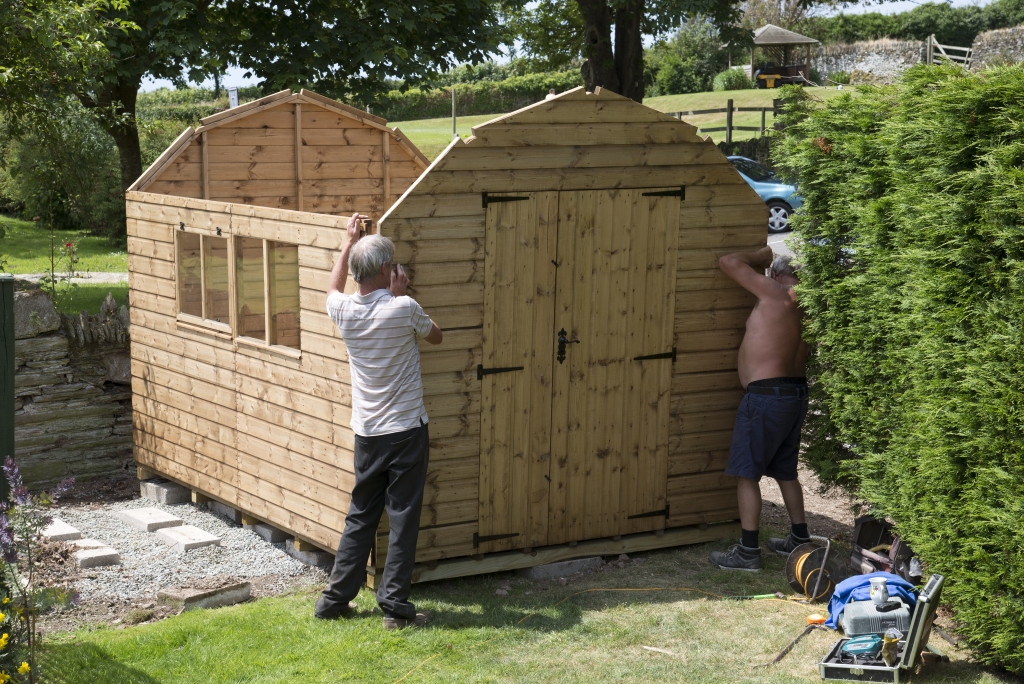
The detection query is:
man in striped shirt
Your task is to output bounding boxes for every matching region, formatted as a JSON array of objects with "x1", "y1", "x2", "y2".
[{"x1": 315, "y1": 213, "x2": 442, "y2": 630}]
